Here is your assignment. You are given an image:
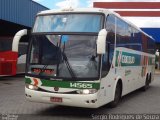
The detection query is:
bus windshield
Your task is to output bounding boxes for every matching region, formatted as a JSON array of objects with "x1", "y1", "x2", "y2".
[
  {"x1": 33, "y1": 14, "x2": 103, "y2": 33},
  {"x1": 27, "y1": 34, "x2": 100, "y2": 80}
]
